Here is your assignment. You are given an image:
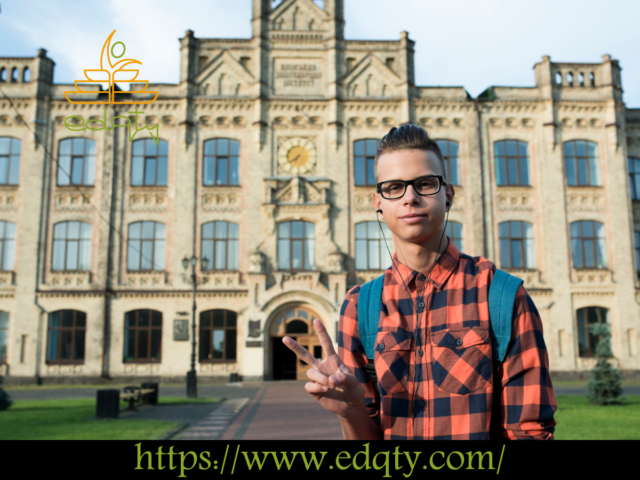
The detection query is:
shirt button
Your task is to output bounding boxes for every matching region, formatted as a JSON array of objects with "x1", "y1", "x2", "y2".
[
  {"x1": 418, "y1": 275, "x2": 426, "y2": 281},
  {"x1": 418, "y1": 349, "x2": 423, "y2": 356},
  {"x1": 379, "y1": 343, "x2": 385, "y2": 350},
  {"x1": 456, "y1": 339, "x2": 463, "y2": 346},
  {"x1": 418, "y1": 400, "x2": 425, "y2": 407},
  {"x1": 419, "y1": 302, "x2": 425, "y2": 308}
]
